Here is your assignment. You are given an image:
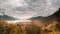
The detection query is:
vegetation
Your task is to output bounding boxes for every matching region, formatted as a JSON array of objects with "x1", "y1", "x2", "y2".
[
  {"x1": 0, "y1": 20, "x2": 60, "y2": 34},
  {"x1": 25, "y1": 24, "x2": 41, "y2": 34},
  {"x1": 0, "y1": 8, "x2": 60, "y2": 34}
]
